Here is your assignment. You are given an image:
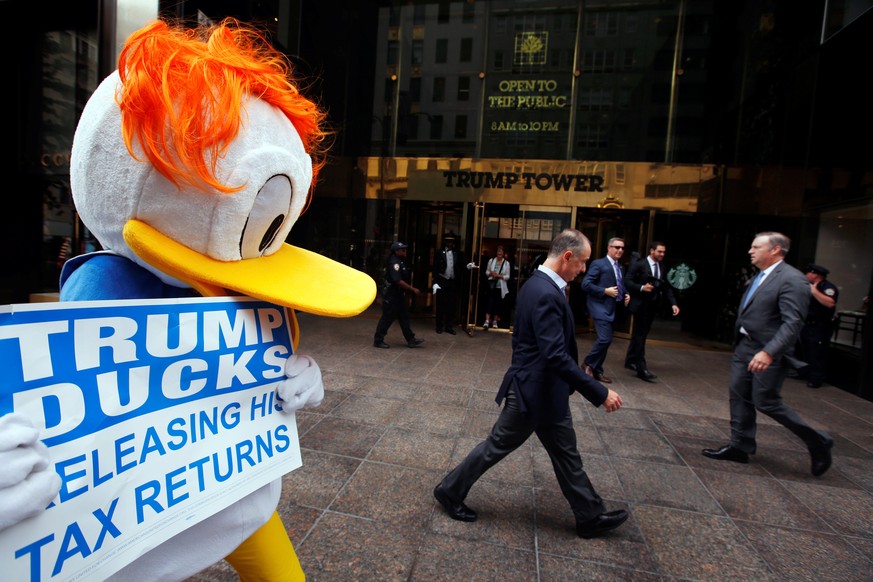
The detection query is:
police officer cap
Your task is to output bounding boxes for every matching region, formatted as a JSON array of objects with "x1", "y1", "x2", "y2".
[
  {"x1": 444, "y1": 232, "x2": 458, "y2": 240},
  {"x1": 807, "y1": 264, "x2": 829, "y2": 277},
  {"x1": 391, "y1": 241, "x2": 408, "y2": 251}
]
